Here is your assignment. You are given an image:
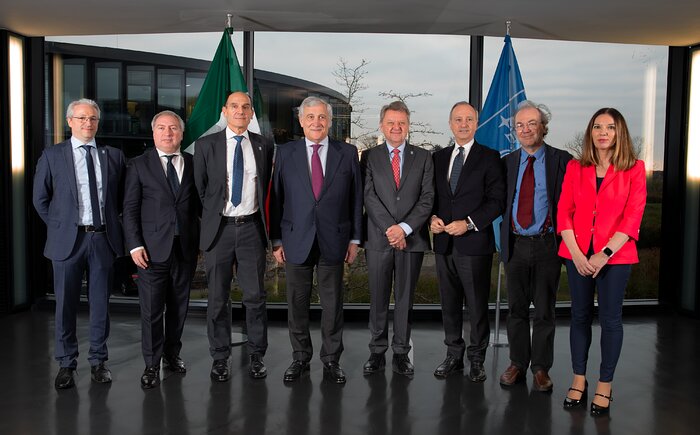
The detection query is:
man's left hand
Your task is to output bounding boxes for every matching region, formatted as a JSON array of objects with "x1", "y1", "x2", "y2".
[
  {"x1": 345, "y1": 243, "x2": 359, "y2": 264},
  {"x1": 445, "y1": 220, "x2": 469, "y2": 236}
]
